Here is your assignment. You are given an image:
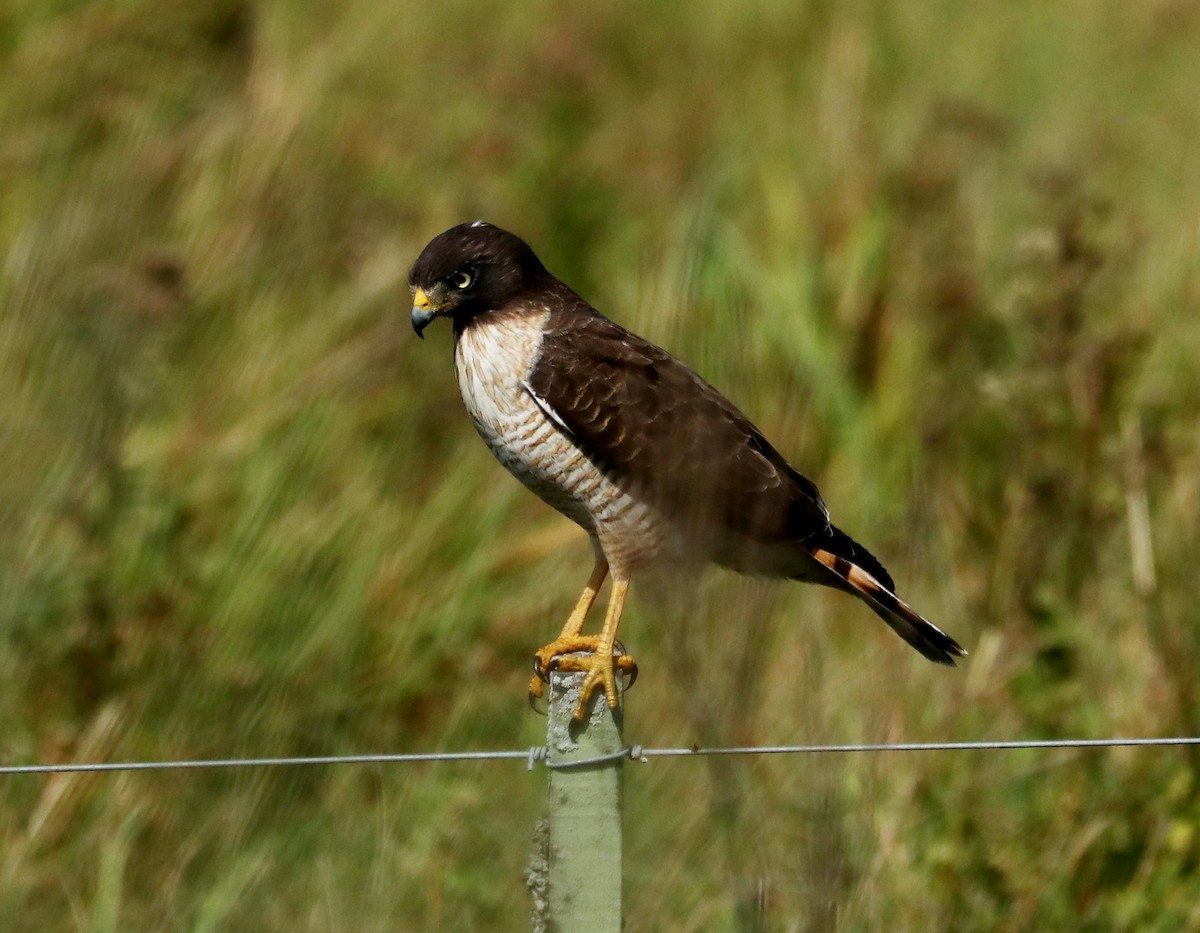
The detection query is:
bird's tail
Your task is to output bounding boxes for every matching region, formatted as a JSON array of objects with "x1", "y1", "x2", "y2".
[{"x1": 807, "y1": 546, "x2": 966, "y2": 665}]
